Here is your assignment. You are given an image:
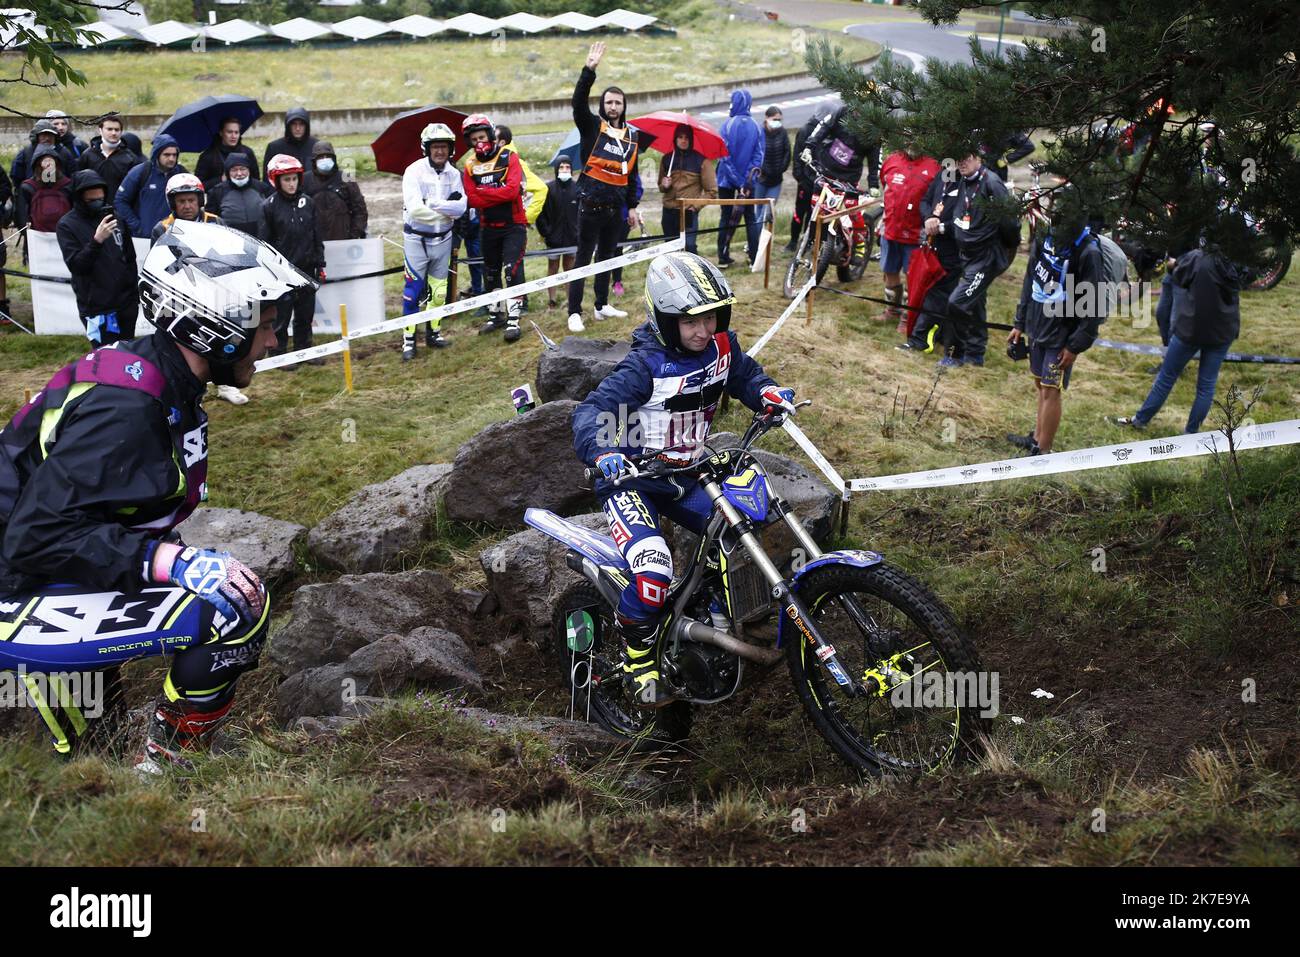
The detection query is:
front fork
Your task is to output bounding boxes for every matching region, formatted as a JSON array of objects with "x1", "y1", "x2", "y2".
[{"x1": 702, "y1": 480, "x2": 863, "y2": 694}]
